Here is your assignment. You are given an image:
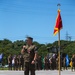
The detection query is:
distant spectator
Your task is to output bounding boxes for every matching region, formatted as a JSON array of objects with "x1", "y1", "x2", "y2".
[{"x1": 72, "y1": 54, "x2": 75, "y2": 71}]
